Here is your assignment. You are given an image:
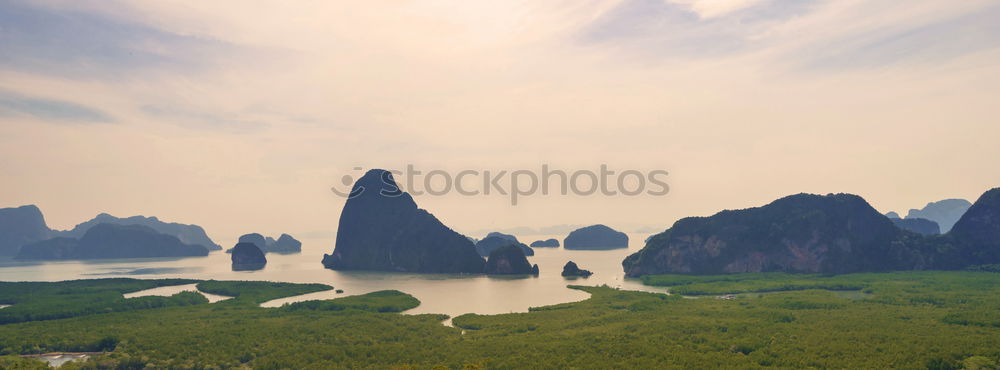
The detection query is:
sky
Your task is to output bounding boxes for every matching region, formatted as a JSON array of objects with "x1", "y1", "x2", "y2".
[{"x1": 1, "y1": 0, "x2": 999, "y2": 248}]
